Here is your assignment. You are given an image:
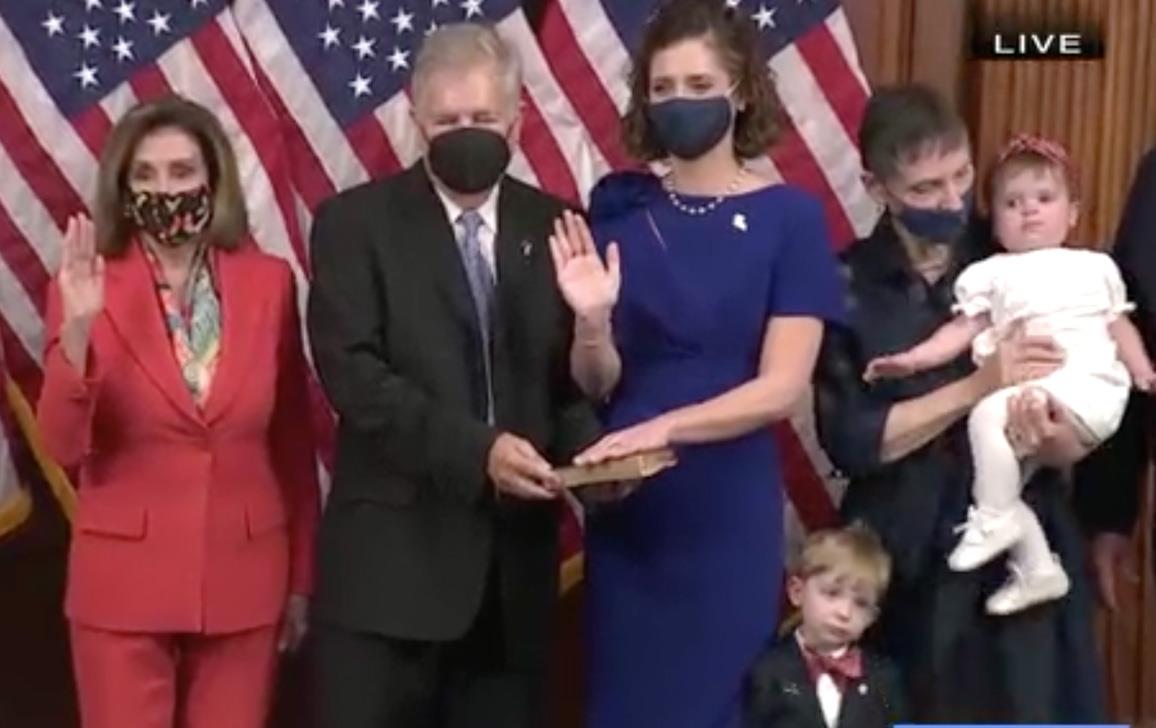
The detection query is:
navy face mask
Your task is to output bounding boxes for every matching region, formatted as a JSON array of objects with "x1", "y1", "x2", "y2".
[
  {"x1": 646, "y1": 96, "x2": 733, "y2": 160},
  {"x1": 894, "y1": 190, "x2": 974, "y2": 243}
]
